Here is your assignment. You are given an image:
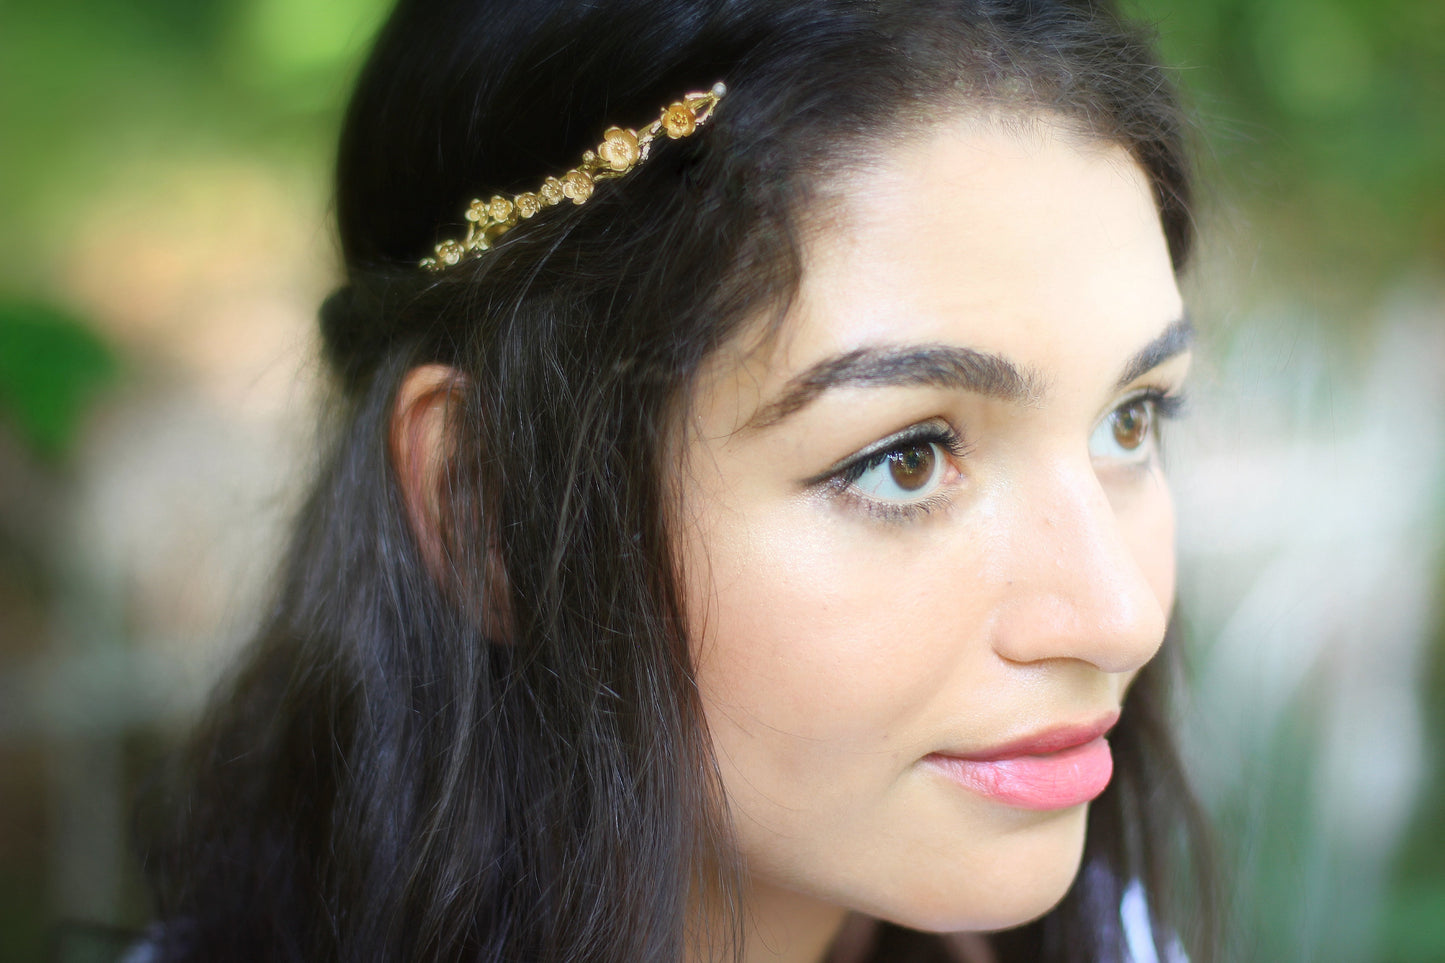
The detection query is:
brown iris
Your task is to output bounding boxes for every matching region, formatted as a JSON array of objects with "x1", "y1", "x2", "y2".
[
  {"x1": 888, "y1": 443, "x2": 937, "y2": 491},
  {"x1": 1112, "y1": 400, "x2": 1151, "y2": 451}
]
